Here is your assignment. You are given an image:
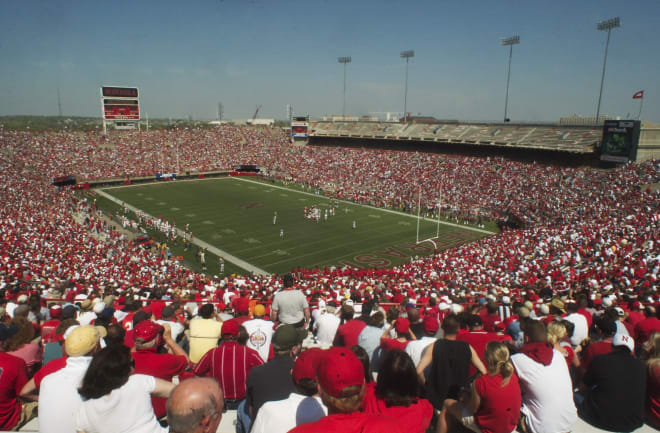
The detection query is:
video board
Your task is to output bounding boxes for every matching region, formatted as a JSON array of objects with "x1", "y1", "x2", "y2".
[{"x1": 600, "y1": 120, "x2": 640, "y2": 162}]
